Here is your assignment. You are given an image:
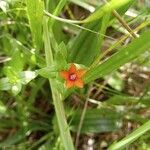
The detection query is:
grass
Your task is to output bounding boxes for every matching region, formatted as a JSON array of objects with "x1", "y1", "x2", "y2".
[{"x1": 0, "y1": 0, "x2": 150, "y2": 150}]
